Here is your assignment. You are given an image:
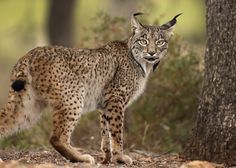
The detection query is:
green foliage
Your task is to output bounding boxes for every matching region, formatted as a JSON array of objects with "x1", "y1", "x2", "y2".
[
  {"x1": 0, "y1": 13, "x2": 203, "y2": 153},
  {"x1": 78, "y1": 12, "x2": 129, "y2": 48}
]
